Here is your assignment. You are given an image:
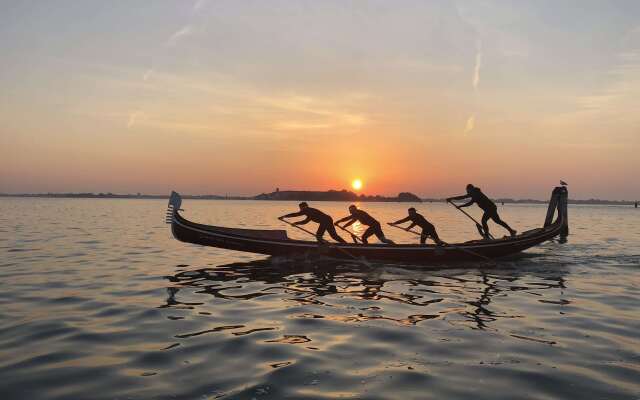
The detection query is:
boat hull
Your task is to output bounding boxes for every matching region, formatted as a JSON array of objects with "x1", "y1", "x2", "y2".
[
  {"x1": 167, "y1": 187, "x2": 568, "y2": 265},
  {"x1": 170, "y1": 212, "x2": 563, "y2": 264}
]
